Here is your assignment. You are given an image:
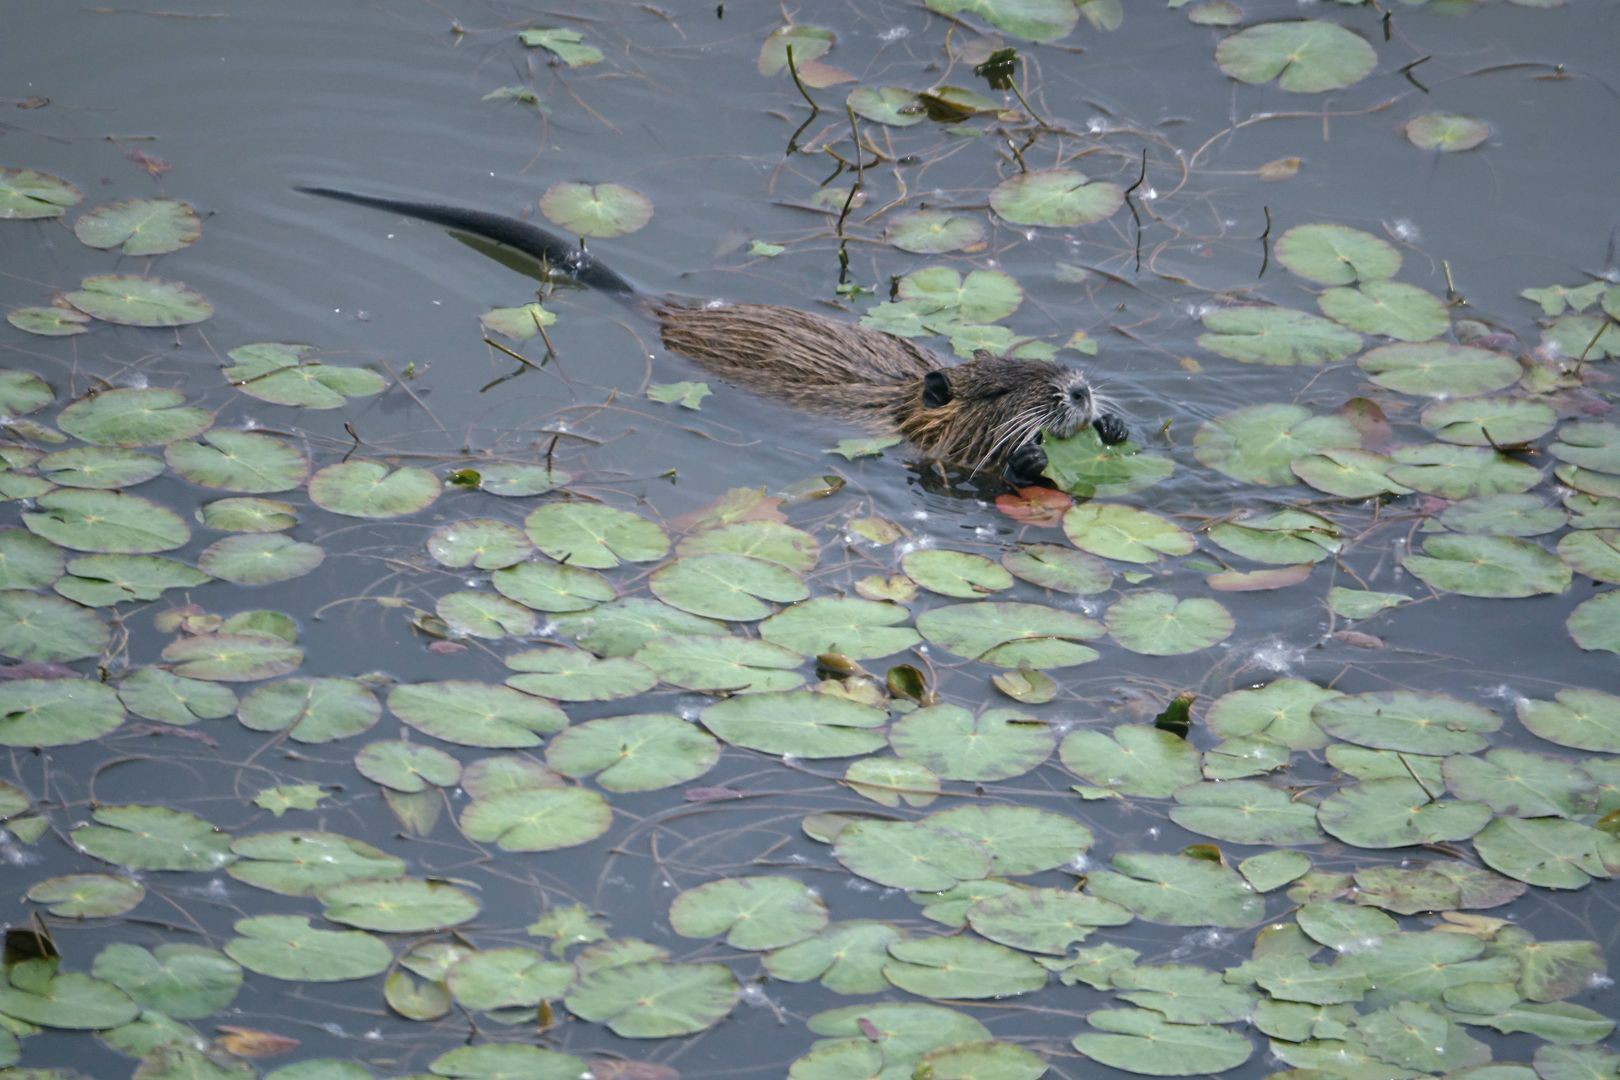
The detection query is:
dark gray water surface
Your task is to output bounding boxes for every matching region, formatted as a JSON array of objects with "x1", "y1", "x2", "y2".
[{"x1": 4, "y1": 1, "x2": 1620, "y2": 1077}]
